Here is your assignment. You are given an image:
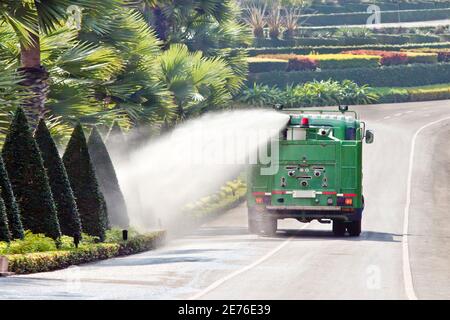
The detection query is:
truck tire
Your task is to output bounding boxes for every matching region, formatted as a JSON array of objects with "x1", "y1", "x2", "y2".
[
  {"x1": 247, "y1": 208, "x2": 259, "y2": 234},
  {"x1": 347, "y1": 220, "x2": 361, "y2": 237},
  {"x1": 261, "y1": 216, "x2": 277, "y2": 236},
  {"x1": 332, "y1": 220, "x2": 346, "y2": 237}
]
